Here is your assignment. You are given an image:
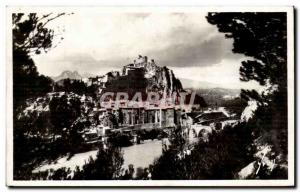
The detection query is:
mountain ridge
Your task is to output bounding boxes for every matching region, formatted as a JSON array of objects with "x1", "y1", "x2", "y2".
[
  {"x1": 51, "y1": 71, "x2": 96, "y2": 82},
  {"x1": 180, "y1": 78, "x2": 242, "y2": 90}
]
